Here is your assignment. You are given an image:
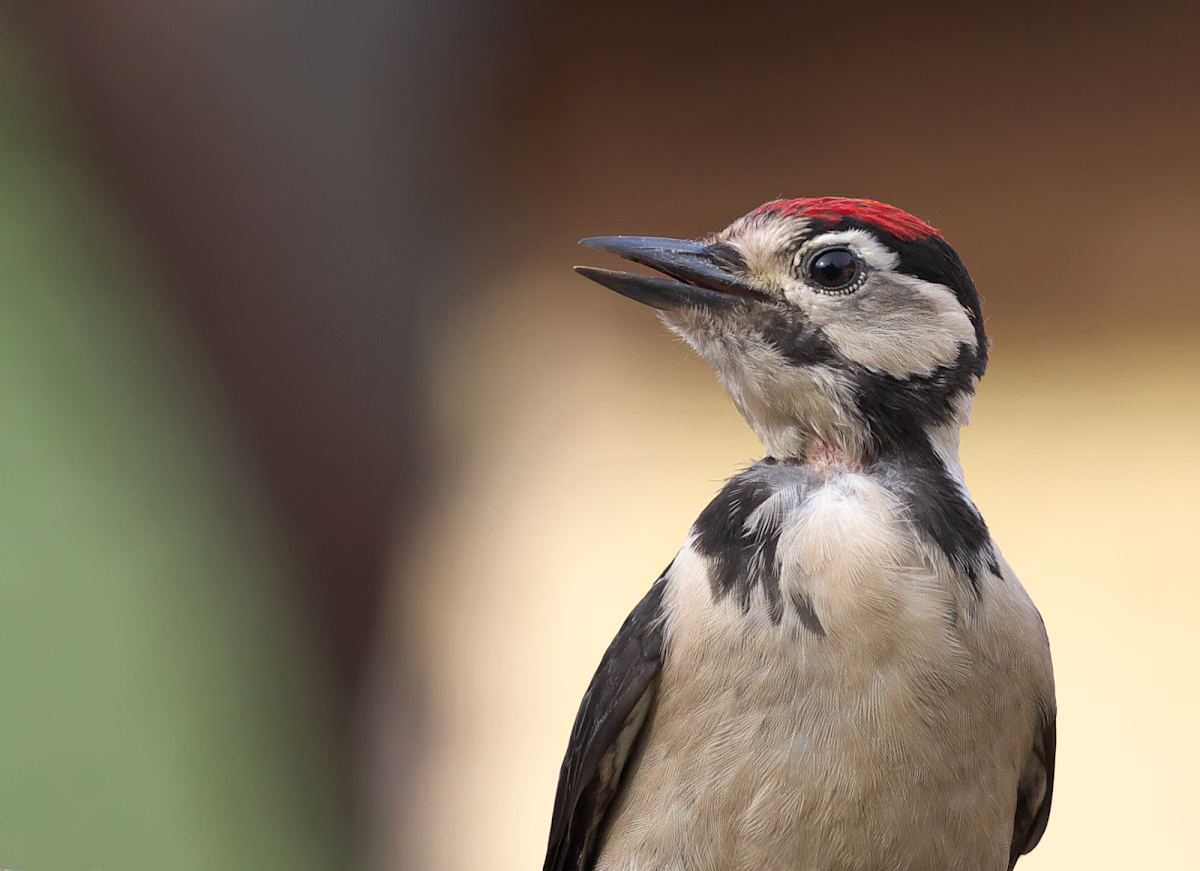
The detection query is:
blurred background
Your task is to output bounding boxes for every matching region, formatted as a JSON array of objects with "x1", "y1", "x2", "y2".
[{"x1": 0, "y1": 1, "x2": 1196, "y2": 869}]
